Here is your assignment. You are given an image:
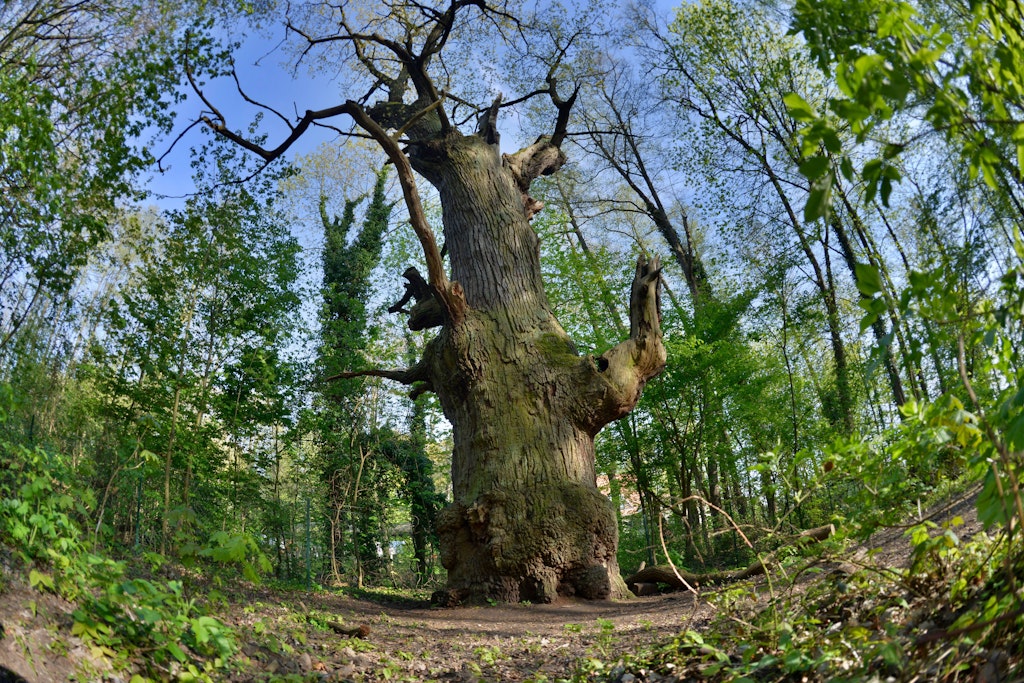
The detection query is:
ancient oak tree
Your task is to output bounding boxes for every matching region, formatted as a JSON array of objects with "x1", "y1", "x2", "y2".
[{"x1": 193, "y1": 0, "x2": 666, "y2": 603}]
